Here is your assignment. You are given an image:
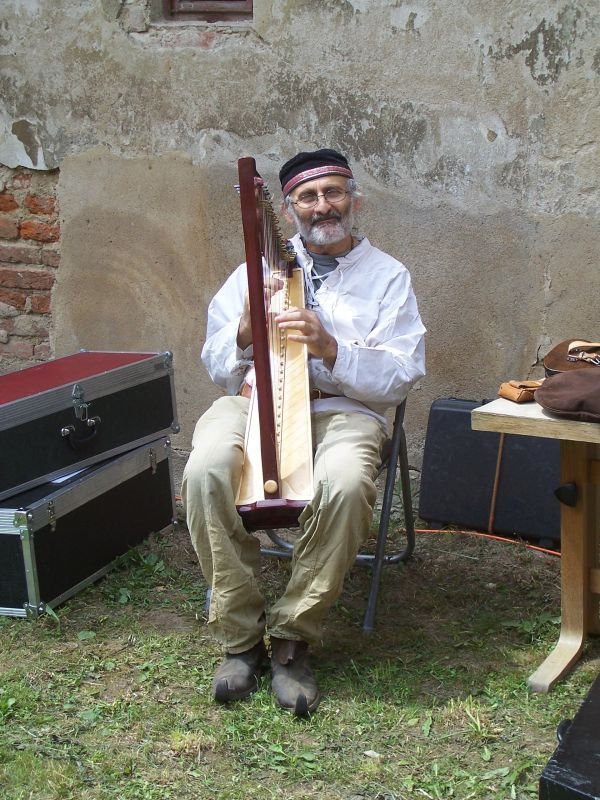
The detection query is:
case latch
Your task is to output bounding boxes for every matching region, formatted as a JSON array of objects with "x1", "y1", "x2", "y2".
[
  {"x1": 72, "y1": 383, "x2": 89, "y2": 421},
  {"x1": 47, "y1": 500, "x2": 57, "y2": 532},
  {"x1": 60, "y1": 384, "x2": 101, "y2": 448}
]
